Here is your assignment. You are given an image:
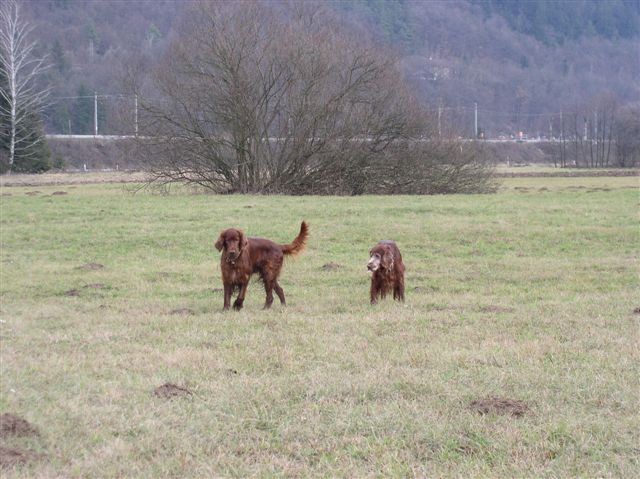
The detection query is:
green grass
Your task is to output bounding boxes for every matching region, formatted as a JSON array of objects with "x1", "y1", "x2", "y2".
[{"x1": 1, "y1": 177, "x2": 638, "y2": 477}]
